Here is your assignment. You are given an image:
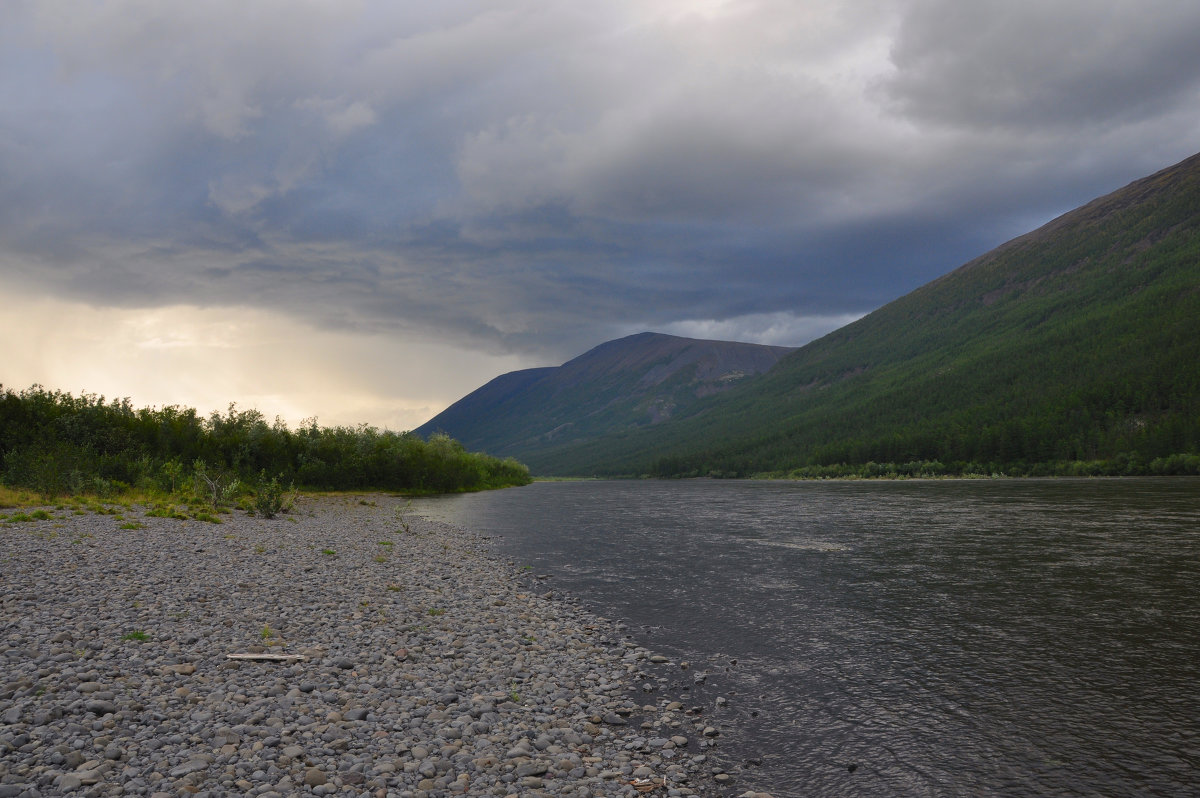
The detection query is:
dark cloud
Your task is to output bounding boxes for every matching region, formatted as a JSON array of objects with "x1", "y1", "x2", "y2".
[
  {"x1": 885, "y1": 0, "x2": 1200, "y2": 131},
  {"x1": 3, "y1": 0, "x2": 1199, "y2": 368}
]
